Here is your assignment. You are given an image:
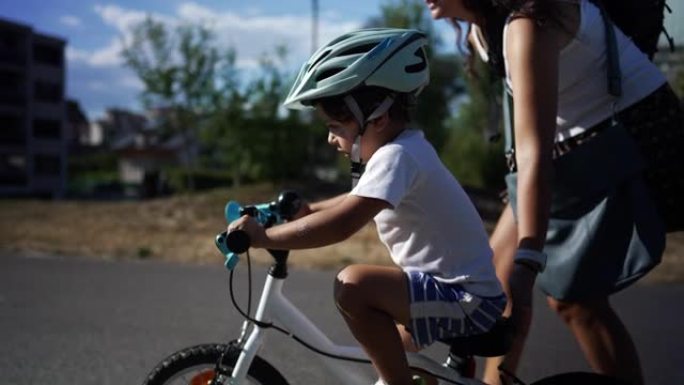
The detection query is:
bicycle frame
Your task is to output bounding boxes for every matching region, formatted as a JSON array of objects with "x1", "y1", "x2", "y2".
[{"x1": 228, "y1": 267, "x2": 483, "y2": 385}]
